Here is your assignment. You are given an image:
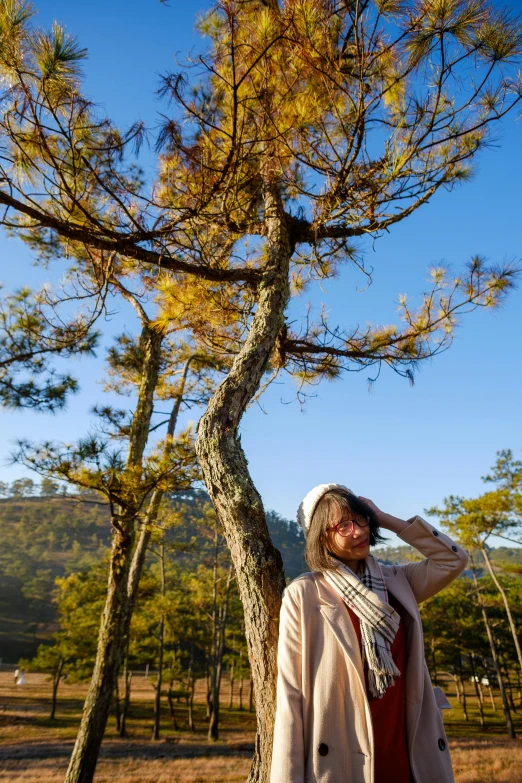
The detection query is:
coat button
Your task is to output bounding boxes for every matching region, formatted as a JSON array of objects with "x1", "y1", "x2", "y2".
[
  {"x1": 433, "y1": 530, "x2": 439, "y2": 536},
  {"x1": 452, "y1": 545, "x2": 457, "y2": 552},
  {"x1": 438, "y1": 738, "x2": 446, "y2": 751},
  {"x1": 318, "y1": 743, "x2": 329, "y2": 756}
]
